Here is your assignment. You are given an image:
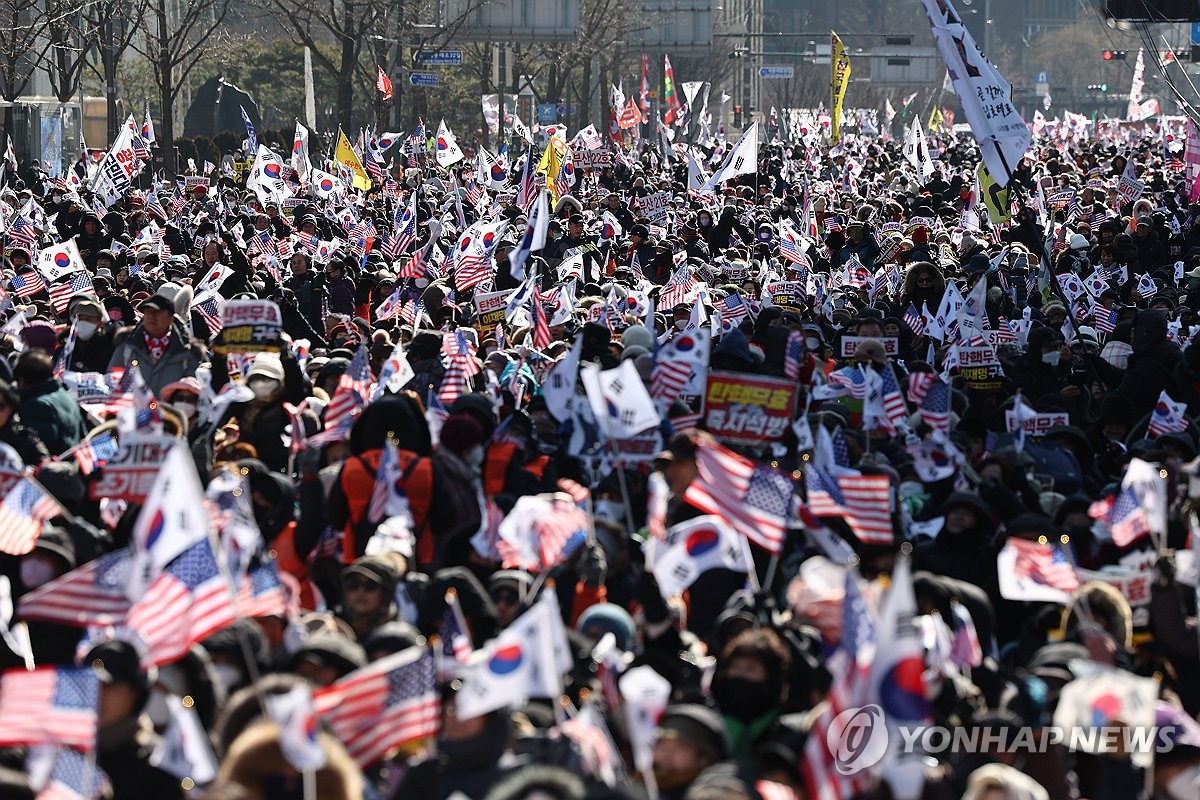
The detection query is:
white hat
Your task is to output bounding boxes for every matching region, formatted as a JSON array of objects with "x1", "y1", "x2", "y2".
[
  {"x1": 246, "y1": 352, "x2": 284, "y2": 381},
  {"x1": 1069, "y1": 233, "x2": 1090, "y2": 251}
]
